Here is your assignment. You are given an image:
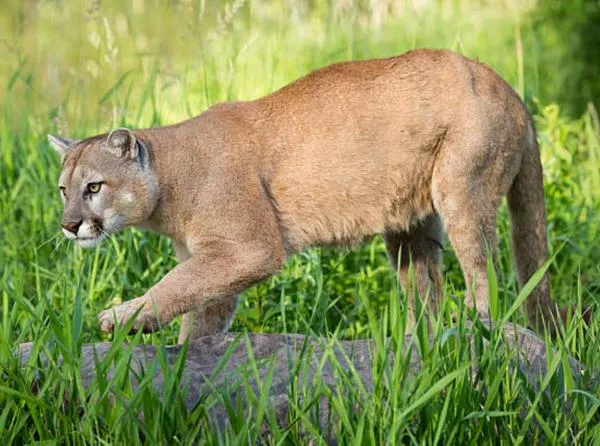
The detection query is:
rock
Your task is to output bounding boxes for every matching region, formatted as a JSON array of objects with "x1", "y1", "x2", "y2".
[{"x1": 15, "y1": 322, "x2": 593, "y2": 437}]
